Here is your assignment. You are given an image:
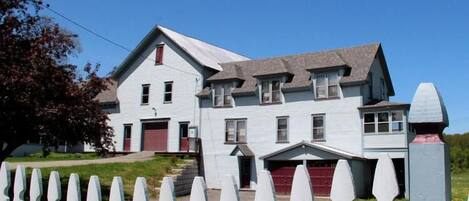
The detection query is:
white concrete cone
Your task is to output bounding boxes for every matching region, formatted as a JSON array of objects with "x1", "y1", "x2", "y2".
[
  {"x1": 0, "y1": 162, "x2": 11, "y2": 201},
  {"x1": 13, "y1": 165, "x2": 26, "y2": 201},
  {"x1": 86, "y1": 176, "x2": 102, "y2": 201},
  {"x1": 132, "y1": 177, "x2": 149, "y2": 201},
  {"x1": 29, "y1": 169, "x2": 43, "y2": 201},
  {"x1": 159, "y1": 177, "x2": 176, "y2": 201},
  {"x1": 290, "y1": 165, "x2": 314, "y2": 201},
  {"x1": 189, "y1": 176, "x2": 208, "y2": 201},
  {"x1": 330, "y1": 160, "x2": 355, "y2": 201},
  {"x1": 109, "y1": 177, "x2": 125, "y2": 201},
  {"x1": 372, "y1": 153, "x2": 399, "y2": 201},
  {"x1": 254, "y1": 170, "x2": 276, "y2": 201},
  {"x1": 220, "y1": 174, "x2": 239, "y2": 201},
  {"x1": 66, "y1": 173, "x2": 81, "y2": 201},
  {"x1": 47, "y1": 171, "x2": 61, "y2": 201}
]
